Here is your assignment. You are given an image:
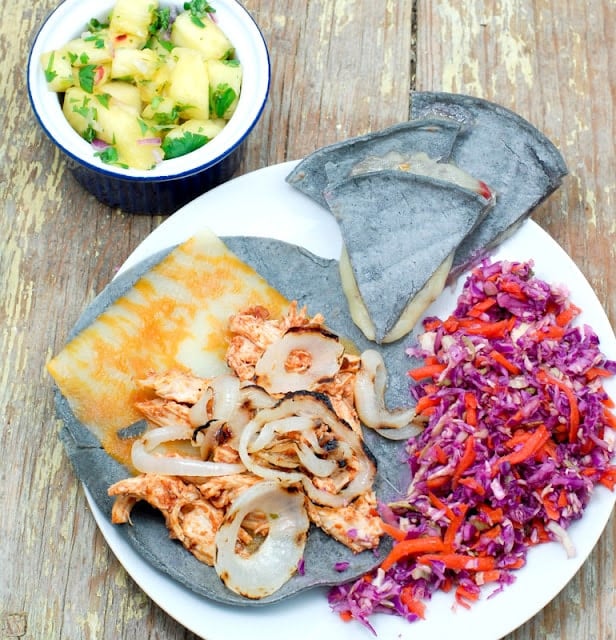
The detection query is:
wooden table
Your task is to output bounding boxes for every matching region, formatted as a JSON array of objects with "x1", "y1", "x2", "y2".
[{"x1": 2, "y1": 0, "x2": 614, "y2": 638}]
